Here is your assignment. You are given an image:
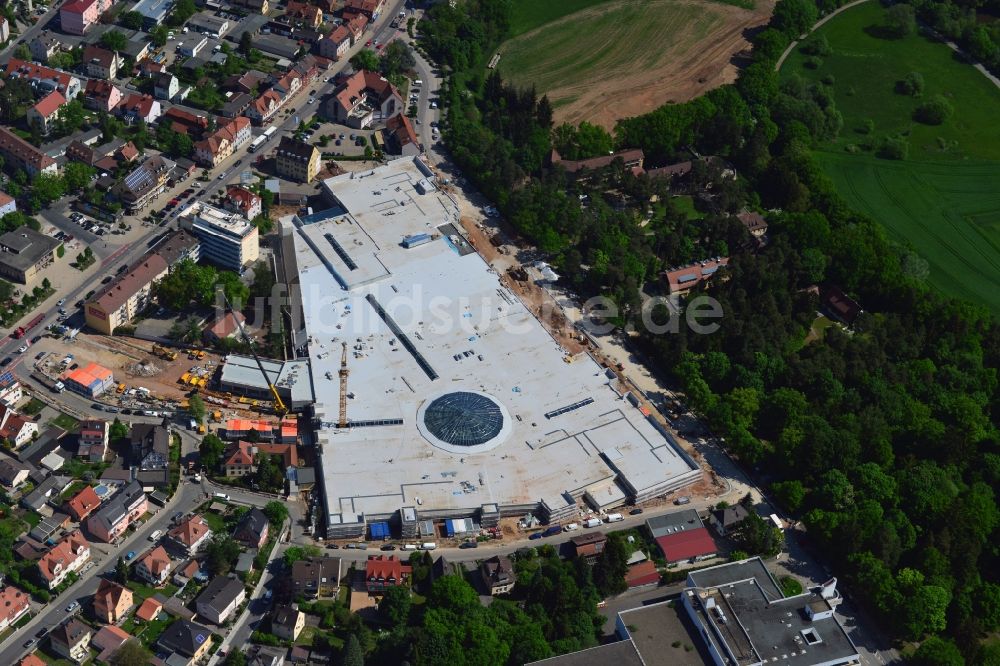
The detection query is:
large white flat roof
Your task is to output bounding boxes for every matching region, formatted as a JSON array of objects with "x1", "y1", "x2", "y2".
[{"x1": 290, "y1": 158, "x2": 698, "y2": 524}]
